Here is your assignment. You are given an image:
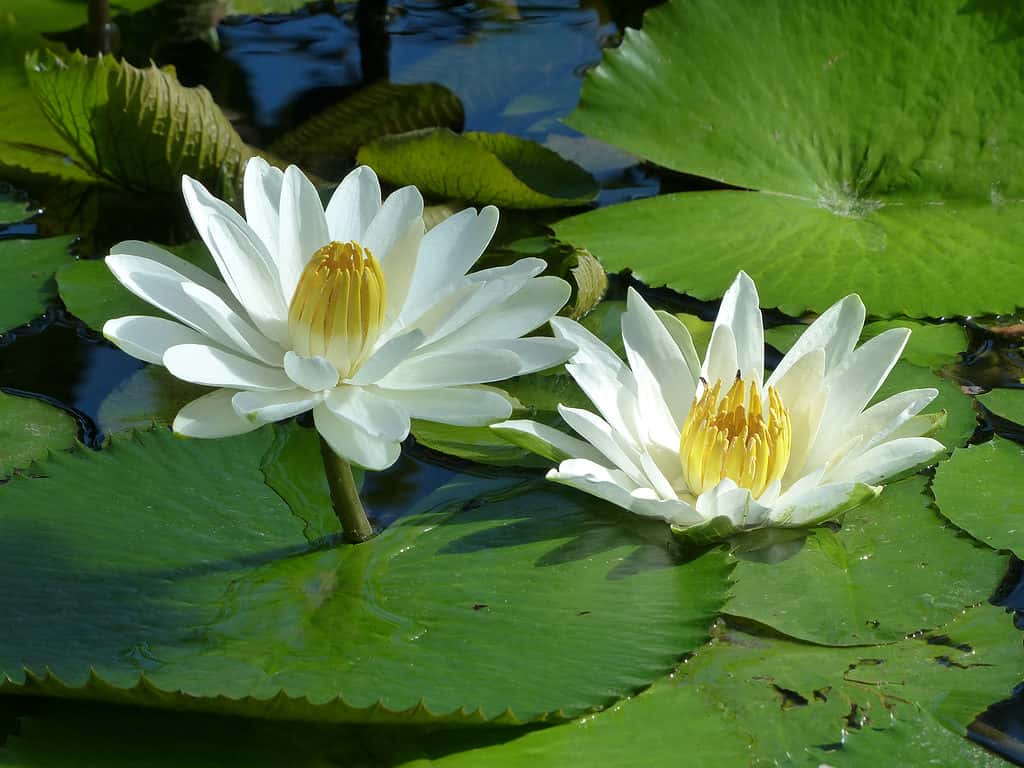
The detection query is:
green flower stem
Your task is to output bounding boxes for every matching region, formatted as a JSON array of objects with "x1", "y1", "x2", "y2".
[{"x1": 319, "y1": 437, "x2": 374, "y2": 543}]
